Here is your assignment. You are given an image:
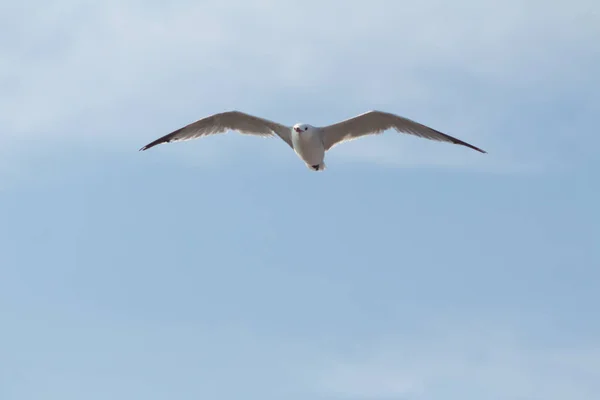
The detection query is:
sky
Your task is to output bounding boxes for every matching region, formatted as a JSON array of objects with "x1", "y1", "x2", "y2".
[{"x1": 1, "y1": 0, "x2": 599, "y2": 399}]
